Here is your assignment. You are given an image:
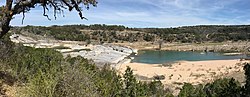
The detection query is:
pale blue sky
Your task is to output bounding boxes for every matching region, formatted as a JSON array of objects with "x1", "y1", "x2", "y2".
[{"x1": 1, "y1": 0, "x2": 250, "y2": 27}]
